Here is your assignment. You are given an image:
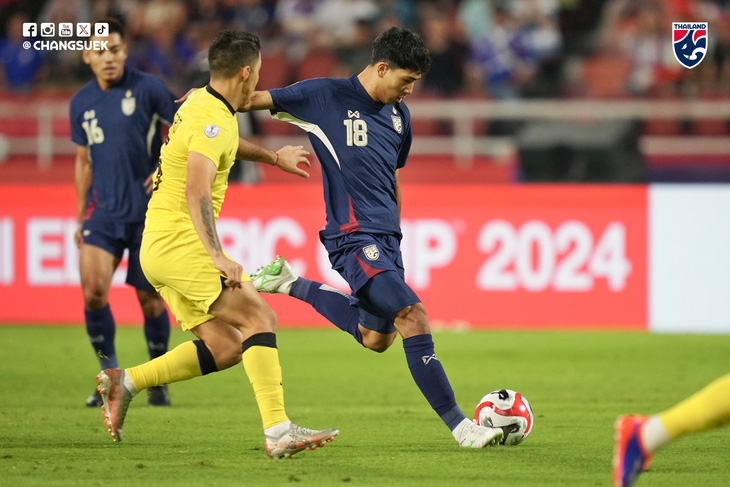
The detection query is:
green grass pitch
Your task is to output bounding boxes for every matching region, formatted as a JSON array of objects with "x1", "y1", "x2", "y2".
[{"x1": 0, "y1": 325, "x2": 728, "y2": 486}]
